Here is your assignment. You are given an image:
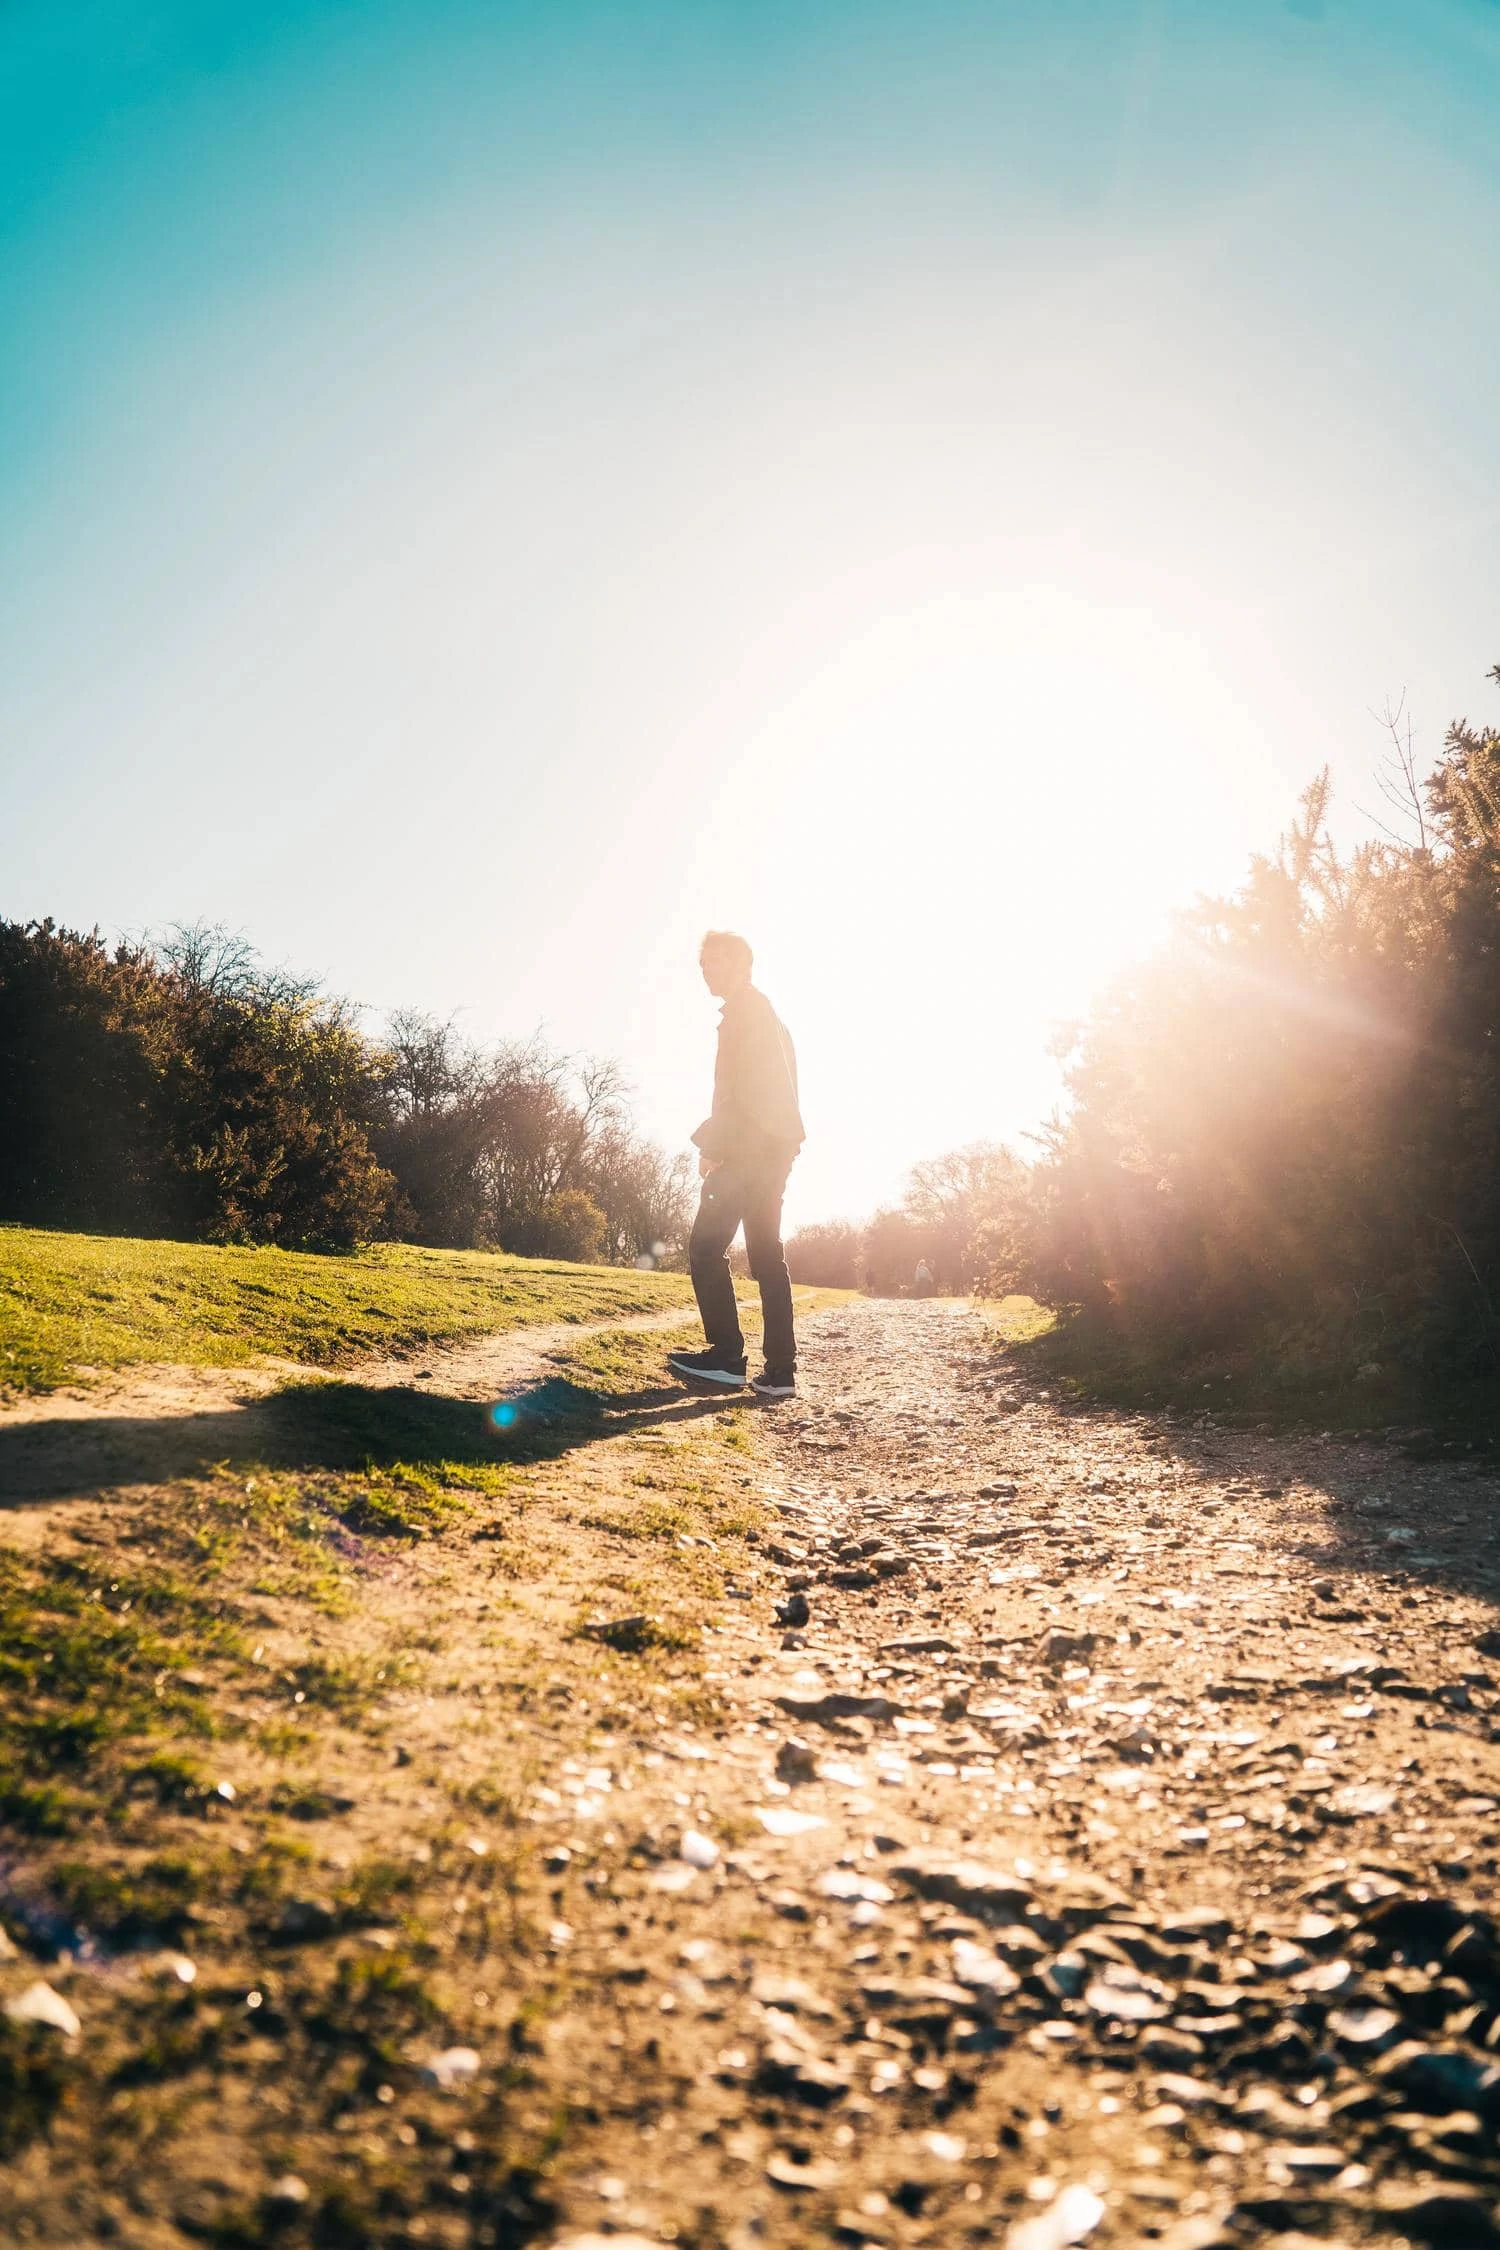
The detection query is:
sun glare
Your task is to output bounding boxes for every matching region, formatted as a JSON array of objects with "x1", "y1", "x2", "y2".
[{"x1": 678, "y1": 583, "x2": 1284, "y2": 1220}]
